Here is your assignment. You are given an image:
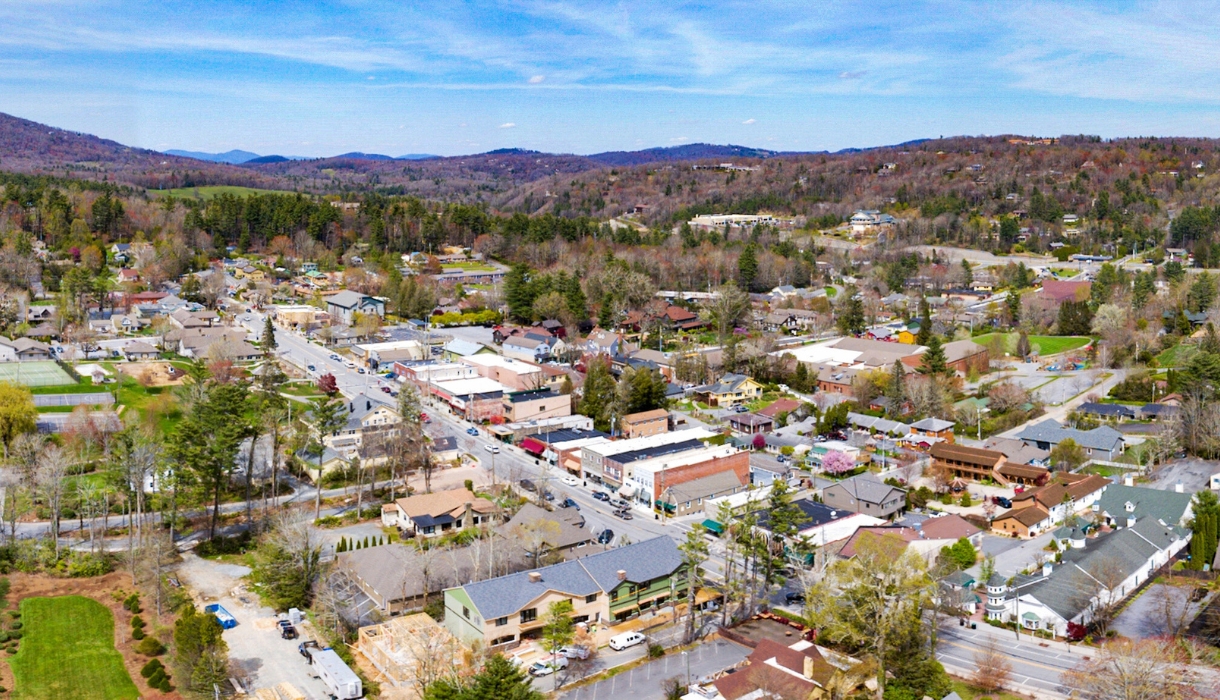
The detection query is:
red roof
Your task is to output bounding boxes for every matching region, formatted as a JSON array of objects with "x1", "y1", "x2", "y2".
[{"x1": 520, "y1": 437, "x2": 547, "y2": 454}]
